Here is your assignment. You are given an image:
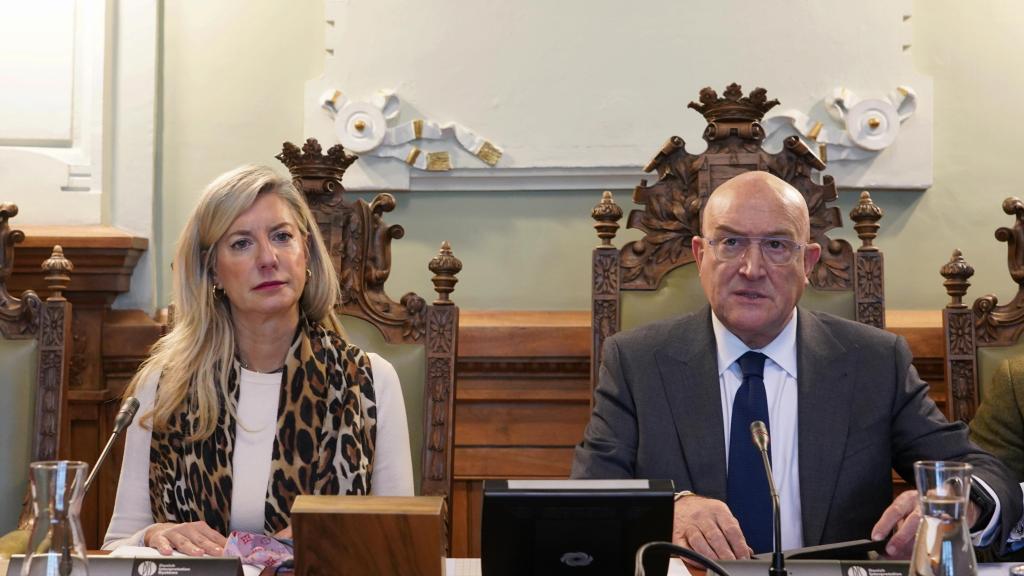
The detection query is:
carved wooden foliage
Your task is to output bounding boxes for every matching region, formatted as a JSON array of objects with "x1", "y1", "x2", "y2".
[
  {"x1": 593, "y1": 251, "x2": 619, "y2": 297},
  {"x1": 424, "y1": 304, "x2": 457, "y2": 494},
  {"x1": 36, "y1": 347, "x2": 62, "y2": 459},
  {"x1": 0, "y1": 204, "x2": 41, "y2": 339},
  {"x1": 971, "y1": 198, "x2": 1024, "y2": 345},
  {"x1": 34, "y1": 251, "x2": 73, "y2": 463},
  {"x1": 949, "y1": 360, "x2": 977, "y2": 422},
  {"x1": 428, "y1": 308, "x2": 455, "y2": 355},
  {"x1": 620, "y1": 84, "x2": 856, "y2": 292},
  {"x1": 621, "y1": 145, "x2": 701, "y2": 288},
  {"x1": 856, "y1": 302, "x2": 884, "y2": 329},
  {"x1": 855, "y1": 253, "x2": 884, "y2": 301},
  {"x1": 947, "y1": 312, "x2": 976, "y2": 357},
  {"x1": 854, "y1": 251, "x2": 885, "y2": 328}
]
